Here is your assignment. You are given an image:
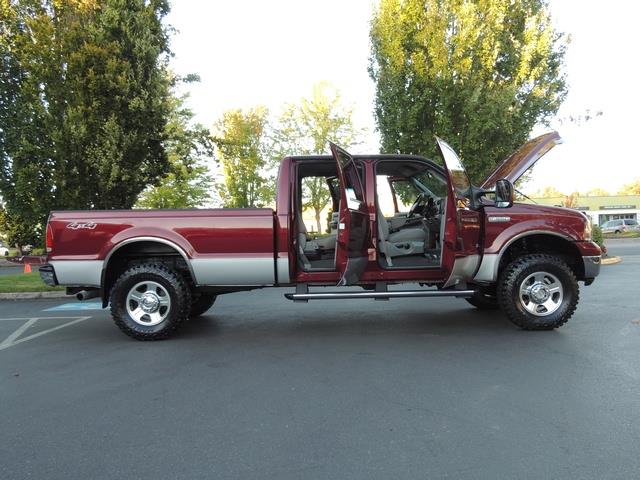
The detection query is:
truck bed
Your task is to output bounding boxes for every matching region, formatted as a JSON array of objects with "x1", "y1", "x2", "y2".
[{"x1": 47, "y1": 208, "x2": 278, "y2": 287}]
